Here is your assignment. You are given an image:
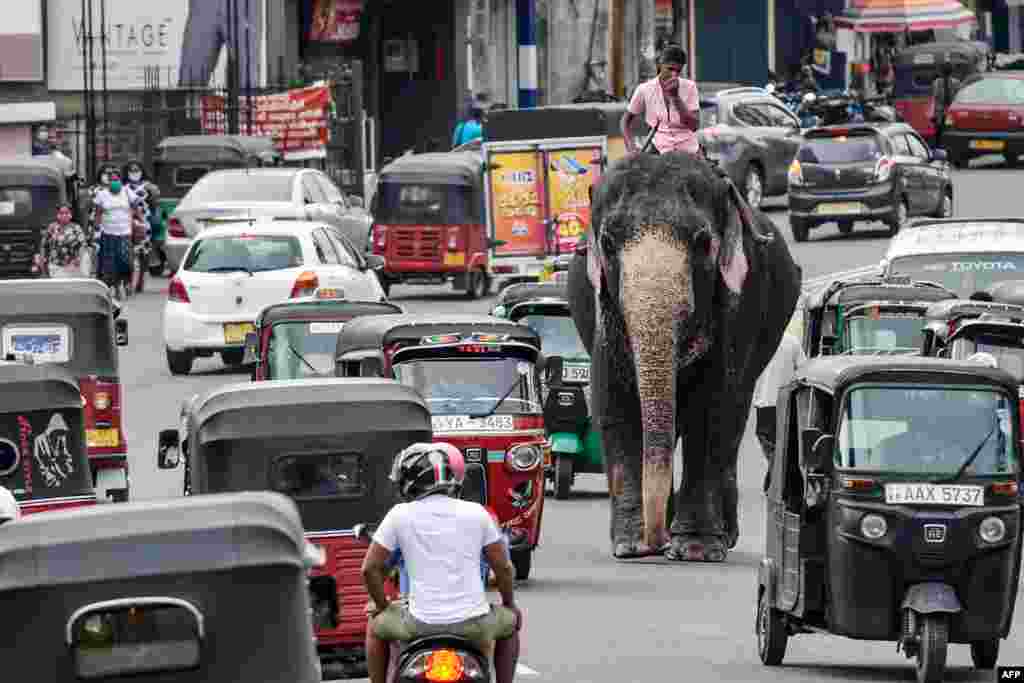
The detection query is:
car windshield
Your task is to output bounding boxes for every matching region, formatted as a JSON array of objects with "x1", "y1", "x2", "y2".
[
  {"x1": 951, "y1": 333, "x2": 1024, "y2": 381},
  {"x1": 373, "y1": 182, "x2": 480, "y2": 224},
  {"x1": 798, "y1": 134, "x2": 884, "y2": 164},
  {"x1": 954, "y1": 77, "x2": 1024, "y2": 106},
  {"x1": 393, "y1": 357, "x2": 541, "y2": 414},
  {"x1": 266, "y1": 321, "x2": 342, "y2": 379},
  {"x1": 887, "y1": 253, "x2": 1024, "y2": 296},
  {"x1": 180, "y1": 172, "x2": 293, "y2": 205},
  {"x1": 516, "y1": 314, "x2": 588, "y2": 358},
  {"x1": 843, "y1": 315, "x2": 924, "y2": 354},
  {"x1": 184, "y1": 235, "x2": 303, "y2": 273},
  {"x1": 837, "y1": 385, "x2": 1017, "y2": 475}
]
